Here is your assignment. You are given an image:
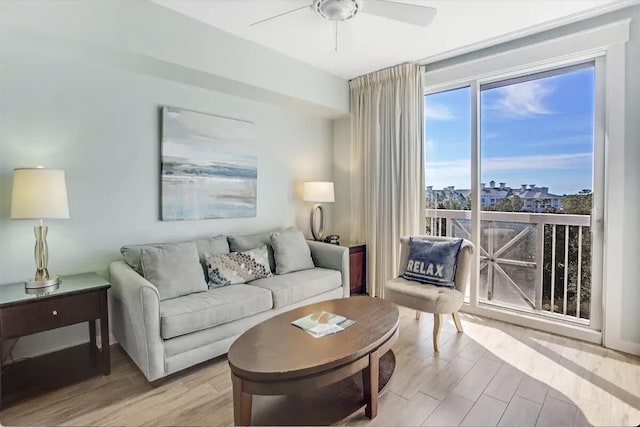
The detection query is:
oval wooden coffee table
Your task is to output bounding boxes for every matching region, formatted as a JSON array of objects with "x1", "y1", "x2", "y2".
[{"x1": 228, "y1": 296, "x2": 399, "y2": 426}]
